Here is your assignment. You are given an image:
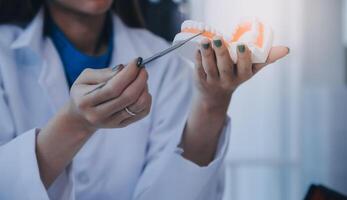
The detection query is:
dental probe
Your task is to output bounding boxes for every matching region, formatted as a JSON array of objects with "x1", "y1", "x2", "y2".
[{"x1": 85, "y1": 31, "x2": 204, "y2": 95}]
